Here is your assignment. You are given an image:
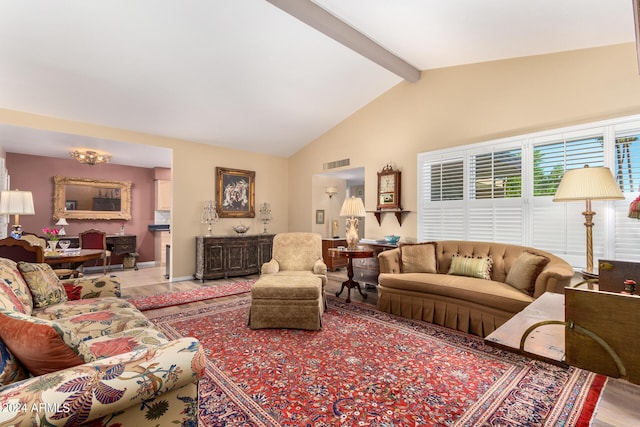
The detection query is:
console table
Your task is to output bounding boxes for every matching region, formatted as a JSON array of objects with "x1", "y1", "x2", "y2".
[{"x1": 195, "y1": 234, "x2": 274, "y2": 281}]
